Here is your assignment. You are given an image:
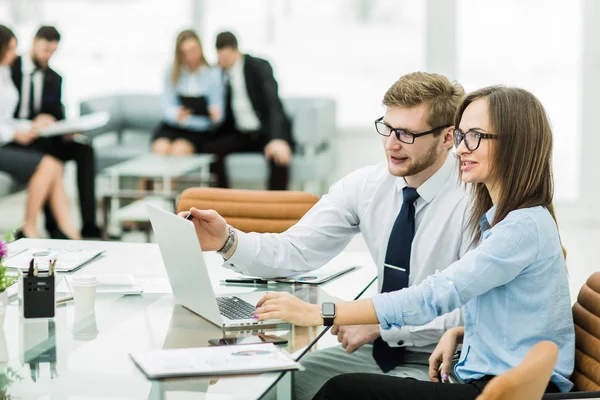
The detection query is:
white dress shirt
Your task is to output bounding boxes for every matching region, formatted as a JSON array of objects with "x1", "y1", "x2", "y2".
[
  {"x1": 225, "y1": 153, "x2": 473, "y2": 352},
  {"x1": 228, "y1": 55, "x2": 261, "y2": 131},
  {"x1": 0, "y1": 65, "x2": 22, "y2": 145},
  {"x1": 18, "y1": 56, "x2": 44, "y2": 119}
]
